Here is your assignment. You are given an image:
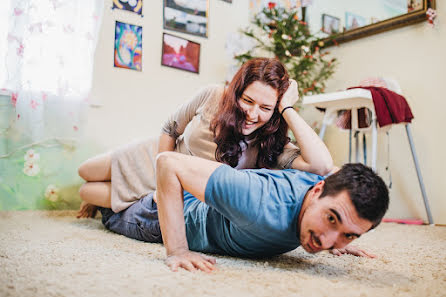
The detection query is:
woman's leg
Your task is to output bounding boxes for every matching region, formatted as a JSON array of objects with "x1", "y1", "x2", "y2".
[
  {"x1": 77, "y1": 182, "x2": 112, "y2": 218},
  {"x1": 77, "y1": 153, "x2": 112, "y2": 218},
  {"x1": 78, "y1": 153, "x2": 112, "y2": 182}
]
